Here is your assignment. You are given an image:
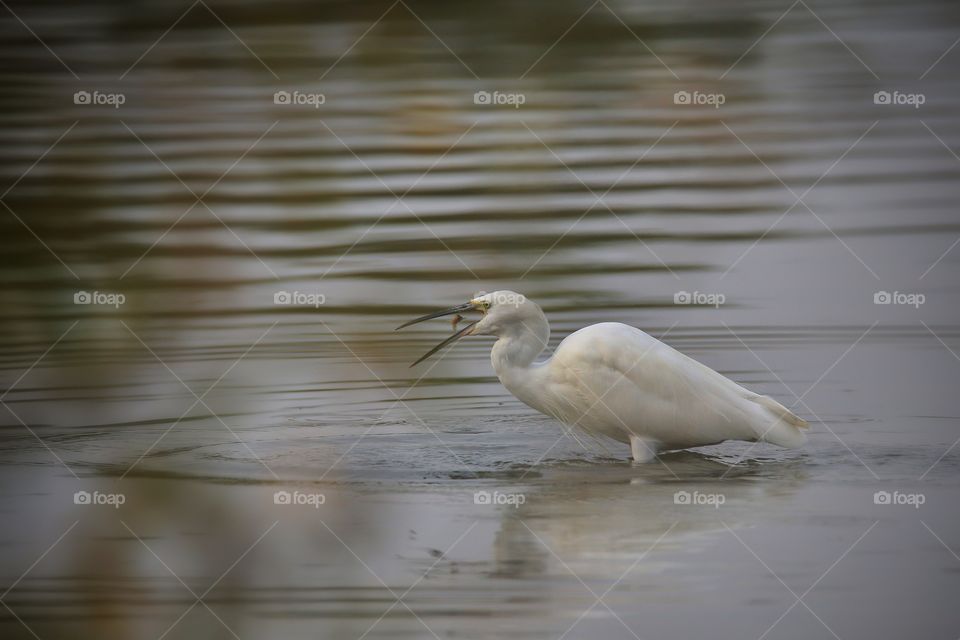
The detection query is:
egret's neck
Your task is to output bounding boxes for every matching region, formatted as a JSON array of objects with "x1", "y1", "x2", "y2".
[{"x1": 490, "y1": 311, "x2": 550, "y2": 377}]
